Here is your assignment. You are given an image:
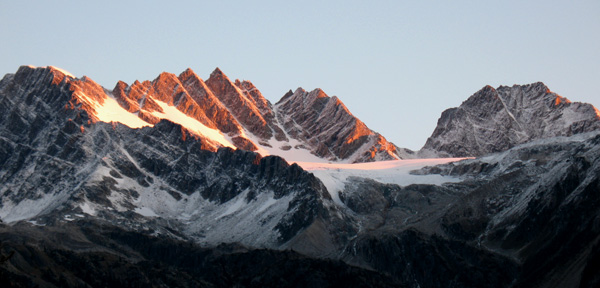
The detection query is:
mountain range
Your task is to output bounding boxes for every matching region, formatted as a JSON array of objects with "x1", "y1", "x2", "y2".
[
  {"x1": 1, "y1": 65, "x2": 599, "y2": 287},
  {"x1": 23, "y1": 65, "x2": 399, "y2": 163}
]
